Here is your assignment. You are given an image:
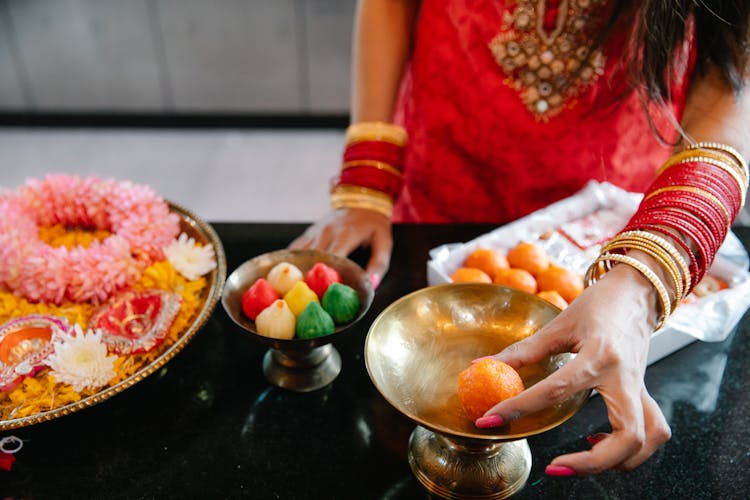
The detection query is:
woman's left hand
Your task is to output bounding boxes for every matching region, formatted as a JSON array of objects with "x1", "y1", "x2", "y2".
[{"x1": 476, "y1": 260, "x2": 672, "y2": 475}]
